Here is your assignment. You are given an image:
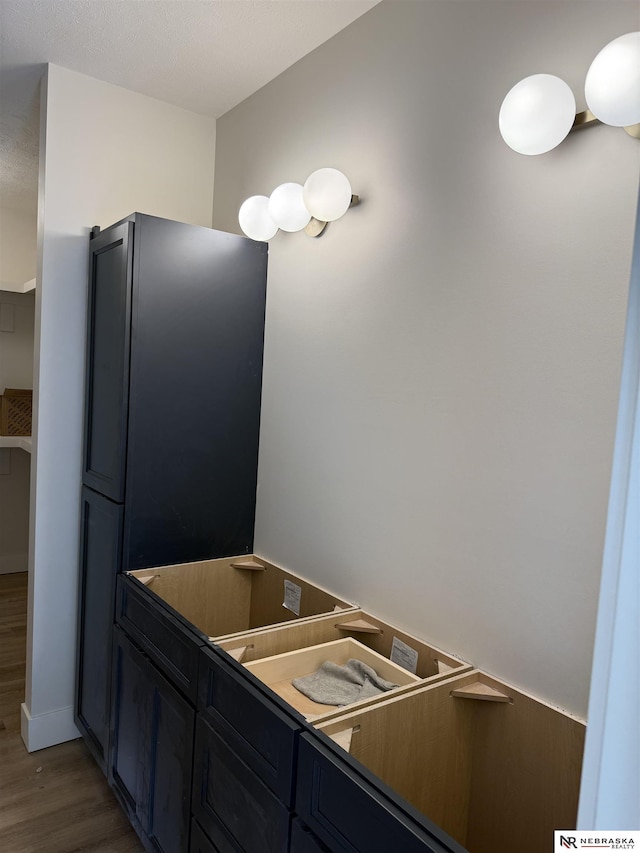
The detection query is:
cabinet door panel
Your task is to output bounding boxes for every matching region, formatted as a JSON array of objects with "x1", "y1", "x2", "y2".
[
  {"x1": 83, "y1": 221, "x2": 133, "y2": 501},
  {"x1": 190, "y1": 819, "x2": 221, "y2": 853},
  {"x1": 290, "y1": 819, "x2": 332, "y2": 853},
  {"x1": 110, "y1": 626, "x2": 147, "y2": 819},
  {"x1": 198, "y1": 647, "x2": 300, "y2": 805},
  {"x1": 193, "y1": 716, "x2": 290, "y2": 853},
  {"x1": 117, "y1": 574, "x2": 202, "y2": 703},
  {"x1": 124, "y1": 216, "x2": 268, "y2": 567},
  {"x1": 295, "y1": 734, "x2": 465, "y2": 853},
  {"x1": 111, "y1": 625, "x2": 196, "y2": 852},
  {"x1": 143, "y1": 662, "x2": 195, "y2": 853},
  {"x1": 75, "y1": 487, "x2": 123, "y2": 770}
]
